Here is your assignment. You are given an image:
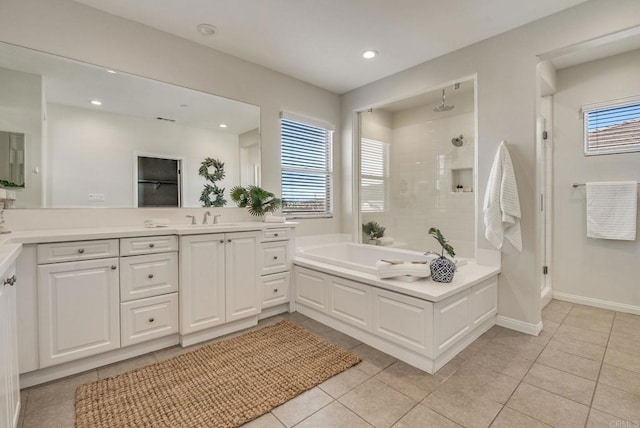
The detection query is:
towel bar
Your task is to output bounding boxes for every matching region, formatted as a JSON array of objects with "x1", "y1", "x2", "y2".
[{"x1": 572, "y1": 182, "x2": 640, "y2": 188}]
